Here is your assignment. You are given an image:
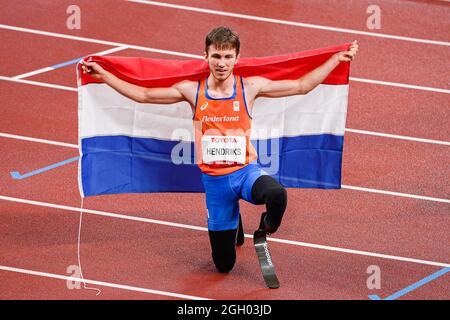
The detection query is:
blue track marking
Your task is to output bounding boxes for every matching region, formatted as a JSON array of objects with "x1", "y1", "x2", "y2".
[
  {"x1": 369, "y1": 267, "x2": 450, "y2": 300},
  {"x1": 10, "y1": 156, "x2": 80, "y2": 180},
  {"x1": 50, "y1": 57, "x2": 84, "y2": 69}
]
